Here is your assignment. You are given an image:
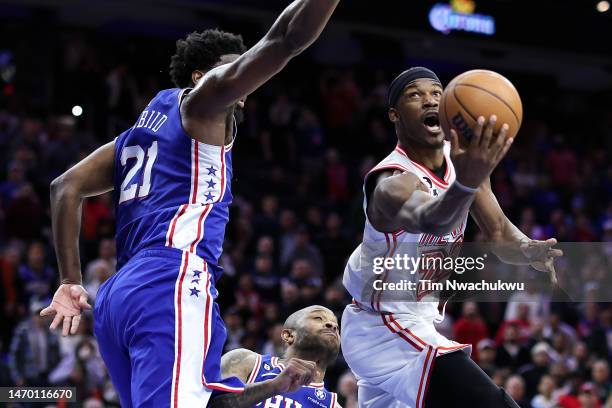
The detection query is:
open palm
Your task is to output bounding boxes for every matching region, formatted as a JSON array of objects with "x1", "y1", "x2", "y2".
[{"x1": 40, "y1": 284, "x2": 91, "y2": 336}]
